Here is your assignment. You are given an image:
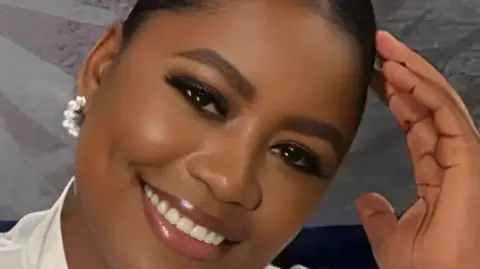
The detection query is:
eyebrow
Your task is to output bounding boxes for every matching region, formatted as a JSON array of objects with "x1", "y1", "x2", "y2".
[
  {"x1": 282, "y1": 117, "x2": 344, "y2": 159},
  {"x1": 174, "y1": 49, "x2": 344, "y2": 157},
  {"x1": 173, "y1": 48, "x2": 255, "y2": 101}
]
